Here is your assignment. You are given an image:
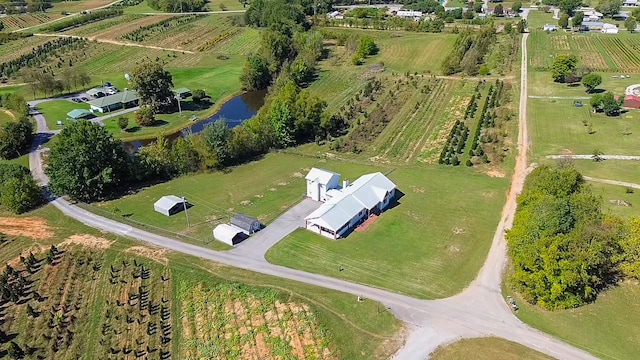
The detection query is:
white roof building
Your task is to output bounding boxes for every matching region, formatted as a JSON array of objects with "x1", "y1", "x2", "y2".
[
  {"x1": 623, "y1": 0, "x2": 638, "y2": 7},
  {"x1": 396, "y1": 10, "x2": 423, "y2": 18},
  {"x1": 213, "y1": 224, "x2": 246, "y2": 246},
  {"x1": 154, "y1": 195, "x2": 189, "y2": 216},
  {"x1": 306, "y1": 168, "x2": 341, "y2": 202},
  {"x1": 601, "y1": 23, "x2": 619, "y2": 34},
  {"x1": 305, "y1": 172, "x2": 397, "y2": 240},
  {"x1": 543, "y1": 24, "x2": 558, "y2": 31}
]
